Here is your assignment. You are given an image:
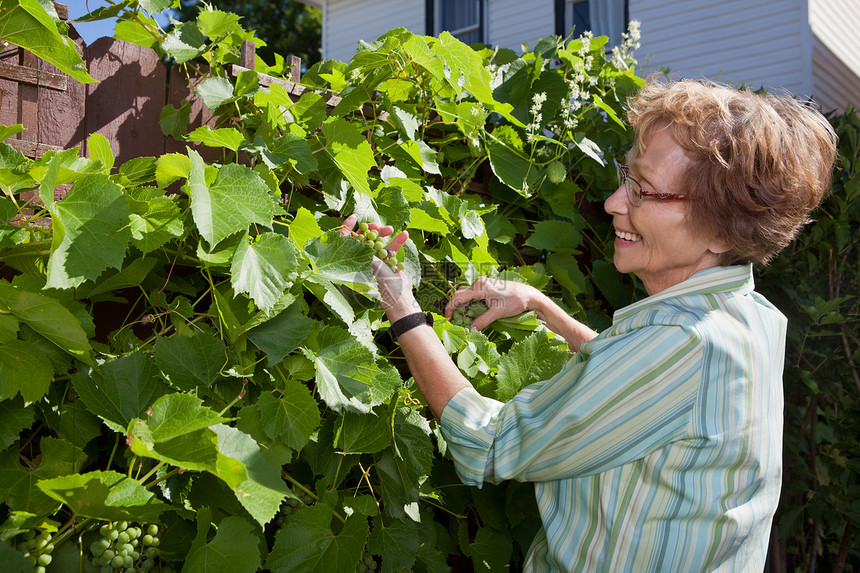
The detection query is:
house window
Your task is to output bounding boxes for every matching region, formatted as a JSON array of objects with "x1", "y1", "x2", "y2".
[
  {"x1": 556, "y1": 0, "x2": 627, "y2": 46},
  {"x1": 427, "y1": 0, "x2": 485, "y2": 45}
]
